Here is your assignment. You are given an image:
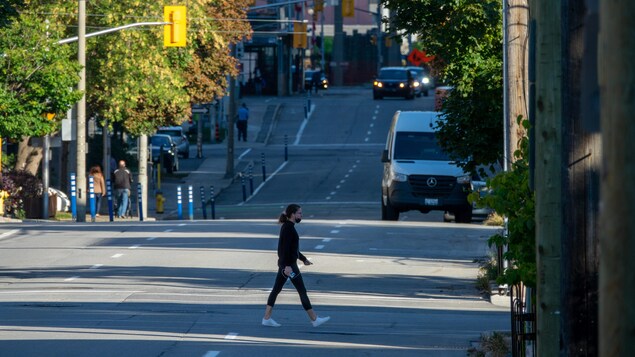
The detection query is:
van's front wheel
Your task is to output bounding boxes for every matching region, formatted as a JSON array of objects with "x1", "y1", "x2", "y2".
[{"x1": 381, "y1": 197, "x2": 399, "y2": 221}]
